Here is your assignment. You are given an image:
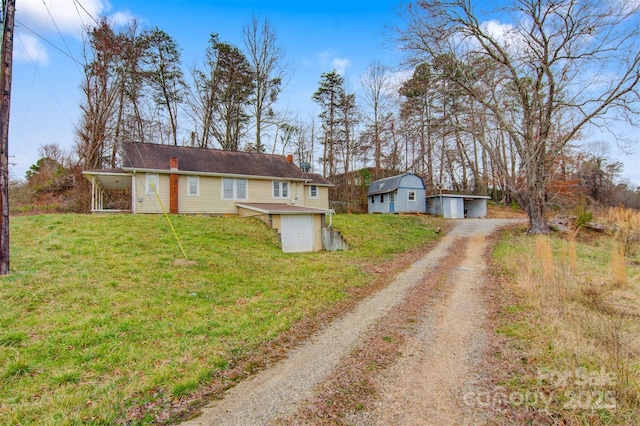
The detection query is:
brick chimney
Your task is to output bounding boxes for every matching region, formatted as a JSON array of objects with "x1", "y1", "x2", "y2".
[
  {"x1": 170, "y1": 157, "x2": 179, "y2": 170},
  {"x1": 286, "y1": 154, "x2": 293, "y2": 164},
  {"x1": 169, "y1": 157, "x2": 178, "y2": 214}
]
